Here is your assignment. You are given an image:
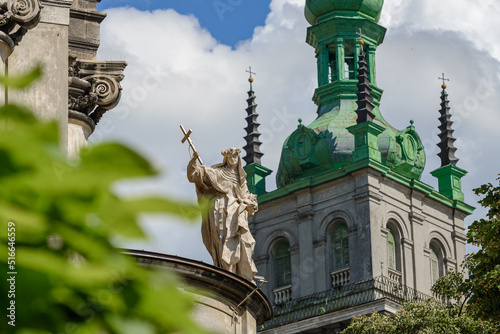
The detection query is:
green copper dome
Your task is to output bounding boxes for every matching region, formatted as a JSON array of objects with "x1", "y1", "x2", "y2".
[
  {"x1": 276, "y1": 103, "x2": 426, "y2": 188},
  {"x1": 275, "y1": 0, "x2": 426, "y2": 189},
  {"x1": 305, "y1": 0, "x2": 384, "y2": 25}
]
